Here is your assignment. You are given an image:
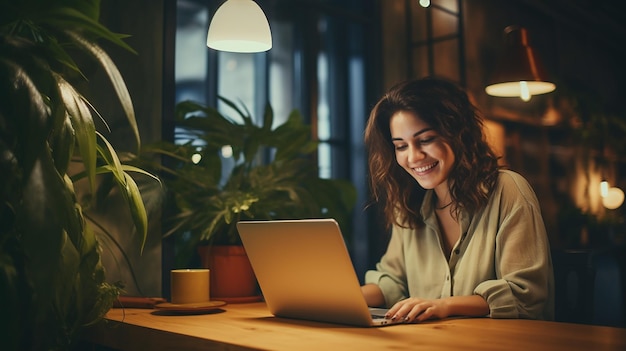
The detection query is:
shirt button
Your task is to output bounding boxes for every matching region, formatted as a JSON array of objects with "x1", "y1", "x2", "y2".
[
  {"x1": 446, "y1": 275, "x2": 450, "y2": 281},
  {"x1": 454, "y1": 249, "x2": 460, "y2": 255}
]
